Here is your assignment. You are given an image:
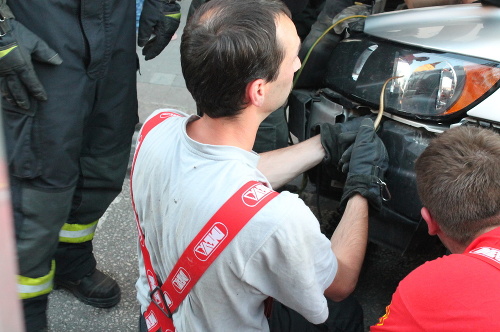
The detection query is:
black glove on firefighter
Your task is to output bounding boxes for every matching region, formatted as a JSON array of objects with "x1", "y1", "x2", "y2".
[
  {"x1": 320, "y1": 116, "x2": 370, "y2": 168},
  {"x1": 138, "y1": 0, "x2": 181, "y2": 61},
  {"x1": 339, "y1": 118, "x2": 389, "y2": 211},
  {"x1": 0, "y1": 19, "x2": 62, "y2": 110}
]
